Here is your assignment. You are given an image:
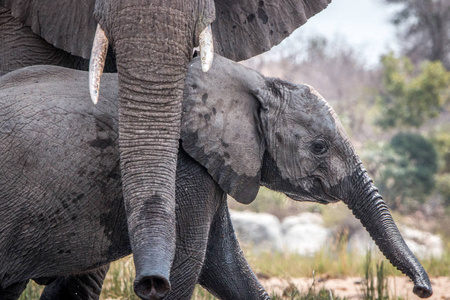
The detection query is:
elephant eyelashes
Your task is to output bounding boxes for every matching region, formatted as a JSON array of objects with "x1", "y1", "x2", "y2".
[{"x1": 311, "y1": 140, "x2": 328, "y2": 155}]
